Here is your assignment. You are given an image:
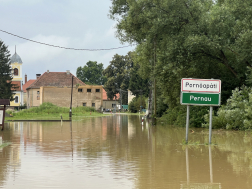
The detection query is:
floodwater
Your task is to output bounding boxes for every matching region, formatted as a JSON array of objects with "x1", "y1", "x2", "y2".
[{"x1": 0, "y1": 115, "x2": 252, "y2": 189}]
